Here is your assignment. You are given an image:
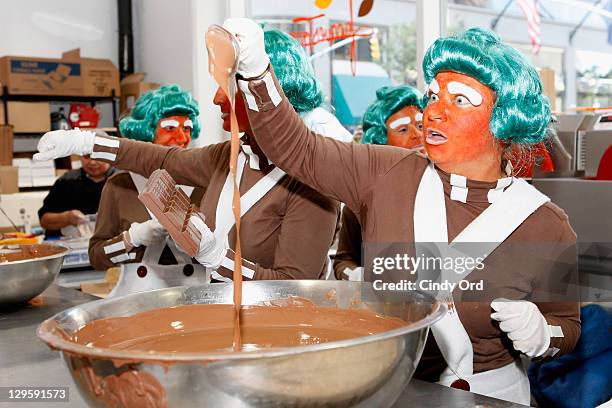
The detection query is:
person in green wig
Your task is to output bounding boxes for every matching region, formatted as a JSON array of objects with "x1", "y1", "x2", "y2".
[
  {"x1": 334, "y1": 85, "x2": 424, "y2": 280},
  {"x1": 361, "y1": 85, "x2": 424, "y2": 149},
  {"x1": 119, "y1": 84, "x2": 200, "y2": 145},
  {"x1": 88, "y1": 84, "x2": 208, "y2": 296},
  {"x1": 190, "y1": 22, "x2": 576, "y2": 404},
  {"x1": 39, "y1": 27, "x2": 343, "y2": 285}
]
